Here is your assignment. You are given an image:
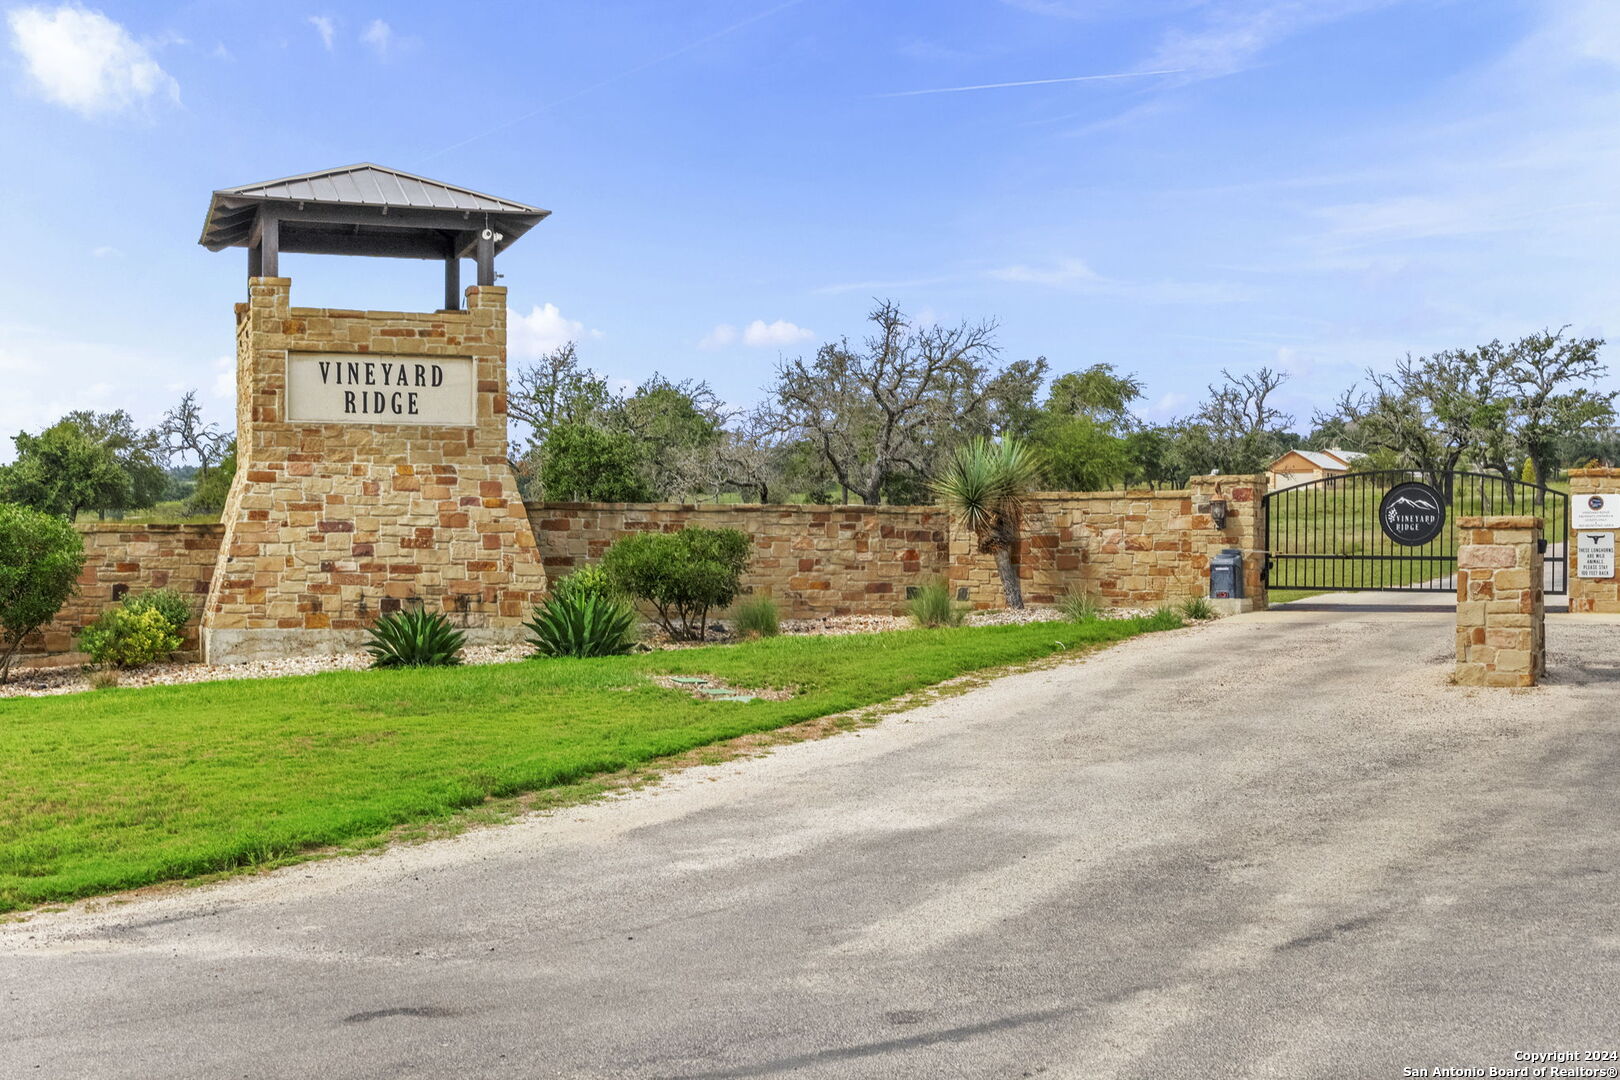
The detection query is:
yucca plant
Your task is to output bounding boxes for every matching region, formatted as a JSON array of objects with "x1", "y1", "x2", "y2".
[
  {"x1": 364, "y1": 606, "x2": 466, "y2": 668},
  {"x1": 525, "y1": 591, "x2": 637, "y2": 658},
  {"x1": 932, "y1": 436, "x2": 1042, "y2": 610}
]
